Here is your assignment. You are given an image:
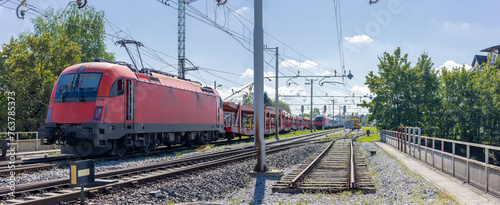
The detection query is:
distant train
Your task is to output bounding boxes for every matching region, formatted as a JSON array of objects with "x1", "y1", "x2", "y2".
[
  {"x1": 314, "y1": 115, "x2": 333, "y2": 130},
  {"x1": 348, "y1": 113, "x2": 362, "y2": 130},
  {"x1": 222, "y1": 102, "x2": 312, "y2": 139},
  {"x1": 38, "y1": 59, "x2": 317, "y2": 156}
]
